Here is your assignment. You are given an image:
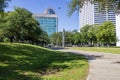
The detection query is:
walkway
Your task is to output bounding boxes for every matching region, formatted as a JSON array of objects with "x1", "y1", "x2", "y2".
[{"x1": 57, "y1": 49, "x2": 120, "y2": 80}]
